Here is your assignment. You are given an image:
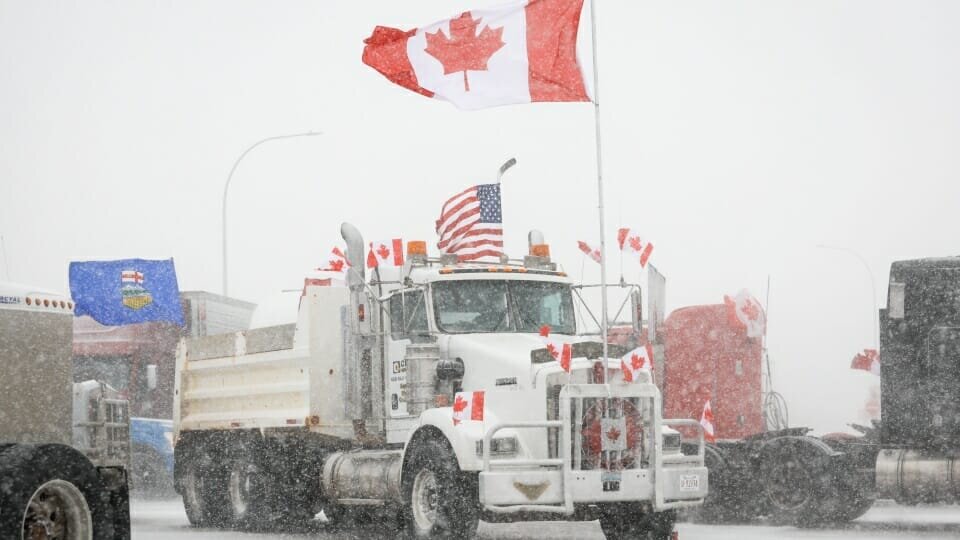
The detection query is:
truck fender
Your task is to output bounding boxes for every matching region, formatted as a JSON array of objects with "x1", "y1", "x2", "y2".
[{"x1": 403, "y1": 407, "x2": 485, "y2": 473}]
